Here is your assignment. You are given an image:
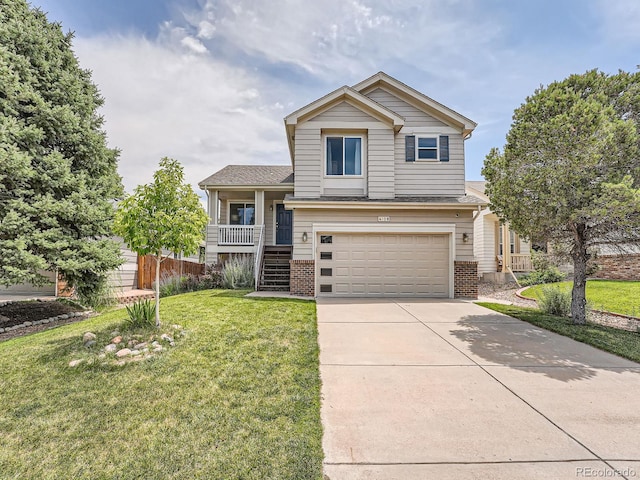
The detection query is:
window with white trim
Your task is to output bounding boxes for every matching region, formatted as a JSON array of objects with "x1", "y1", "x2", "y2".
[
  {"x1": 229, "y1": 203, "x2": 255, "y2": 225},
  {"x1": 326, "y1": 136, "x2": 362, "y2": 176}
]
